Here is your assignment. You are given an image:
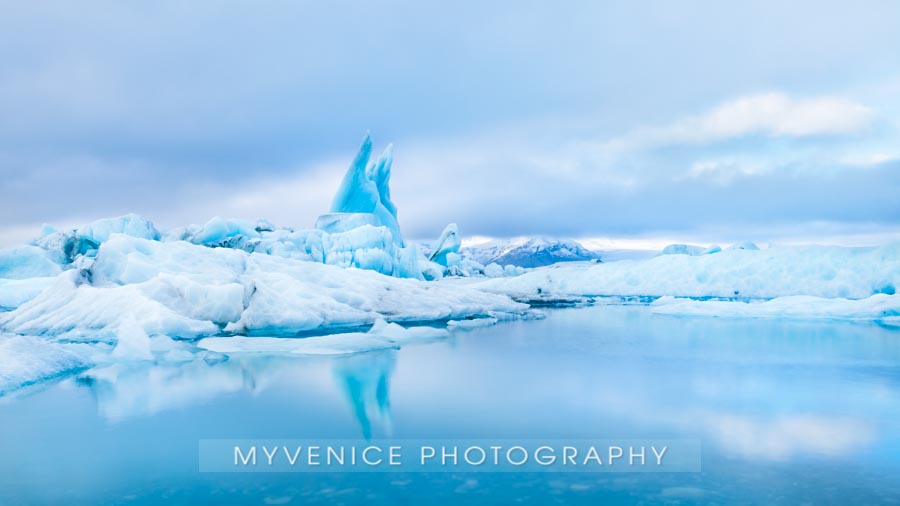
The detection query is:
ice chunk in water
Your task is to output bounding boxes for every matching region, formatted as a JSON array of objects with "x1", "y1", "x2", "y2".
[
  {"x1": 111, "y1": 317, "x2": 153, "y2": 361},
  {"x1": 0, "y1": 335, "x2": 89, "y2": 395}
]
